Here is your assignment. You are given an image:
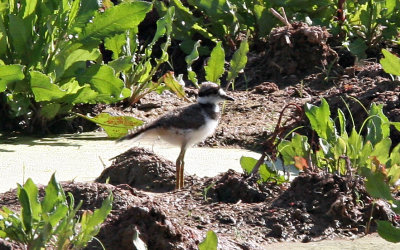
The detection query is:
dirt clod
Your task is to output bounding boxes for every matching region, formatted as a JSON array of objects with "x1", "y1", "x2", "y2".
[{"x1": 95, "y1": 147, "x2": 176, "y2": 192}]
